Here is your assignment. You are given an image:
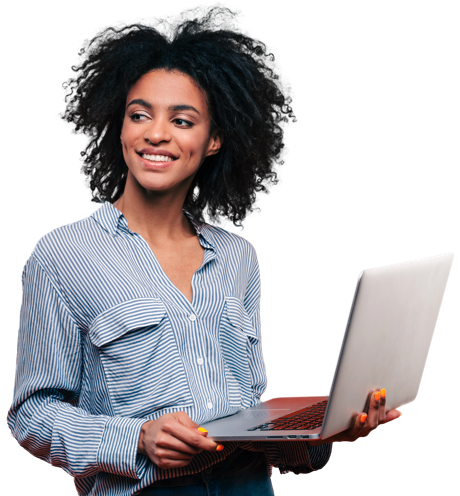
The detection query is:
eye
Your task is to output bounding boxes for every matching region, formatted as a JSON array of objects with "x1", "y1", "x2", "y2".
[
  {"x1": 173, "y1": 118, "x2": 193, "y2": 128},
  {"x1": 129, "y1": 113, "x2": 194, "y2": 127},
  {"x1": 129, "y1": 114, "x2": 146, "y2": 122}
]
